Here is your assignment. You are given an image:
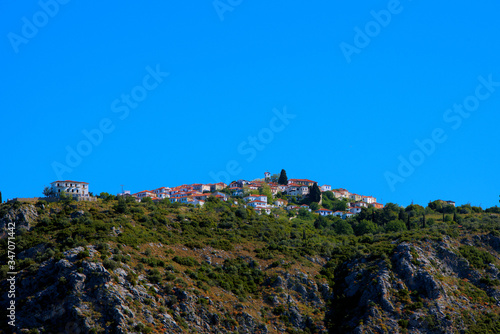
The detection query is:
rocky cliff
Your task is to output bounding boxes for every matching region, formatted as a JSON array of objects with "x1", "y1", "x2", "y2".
[{"x1": 1, "y1": 202, "x2": 500, "y2": 333}]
